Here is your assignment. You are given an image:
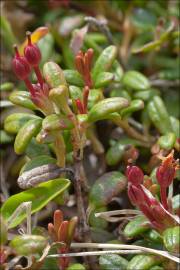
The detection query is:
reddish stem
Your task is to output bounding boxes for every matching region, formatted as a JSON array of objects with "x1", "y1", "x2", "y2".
[
  {"x1": 83, "y1": 86, "x2": 89, "y2": 113},
  {"x1": 13, "y1": 44, "x2": 20, "y2": 57},
  {"x1": 24, "y1": 78, "x2": 36, "y2": 97},
  {"x1": 34, "y1": 66, "x2": 44, "y2": 87},
  {"x1": 75, "y1": 99, "x2": 84, "y2": 114},
  {"x1": 26, "y1": 31, "x2": 32, "y2": 45},
  {"x1": 160, "y1": 187, "x2": 168, "y2": 210}
]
